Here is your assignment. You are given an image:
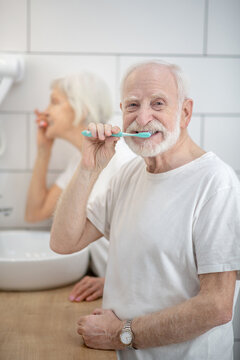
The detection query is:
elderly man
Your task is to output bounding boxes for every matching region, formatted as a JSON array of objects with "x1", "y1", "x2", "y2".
[{"x1": 50, "y1": 61, "x2": 240, "y2": 360}]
